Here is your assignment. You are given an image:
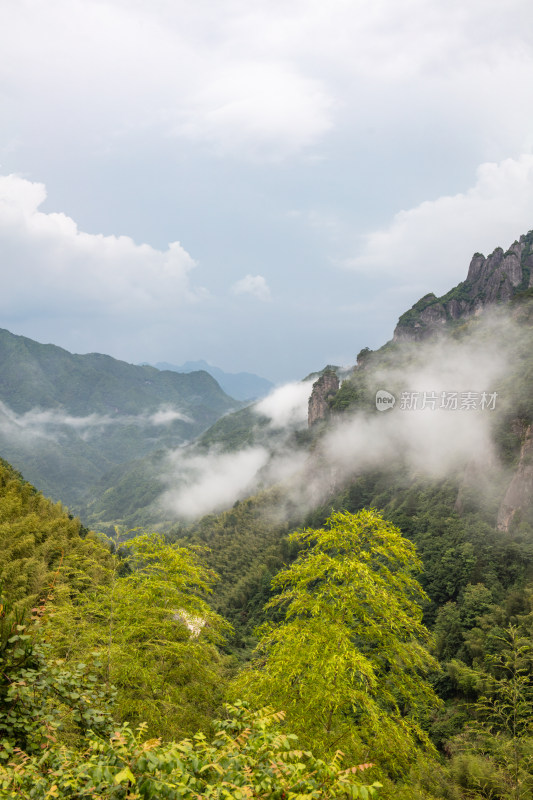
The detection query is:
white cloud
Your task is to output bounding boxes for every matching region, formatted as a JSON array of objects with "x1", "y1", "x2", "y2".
[
  {"x1": 3, "y1": 0, "x2": 533, "y2": 162},
  {"x1": 0, "y1": 173, "x2": 198, "y2": 317},
  {"x1": 157, "y1": 377, "x2": 317, "y2": 518},
  {"x1": 345, "y1": 156, "x2": 533, "y2": 293},
  {"x1": 175, "y1": 62, "x2": 333, "y2": 160},
  {"x1": 156, "y1": 314, "x2": 517, "y2": 522},
  {"x1": 255, "y1": 379, "x2": 314, "y2": 428},
  {"x1": 0, "y1": 1, "x2": 334, "y2": 160},
  {"x1": 2, "y1": 0, "x2": 533, "y2": 380},
  {"x1": 0, "y1": 401, "x2": 192, "y2": 442},
  {"x1": 160, "y1": 437, "x2": 310, "y2": 519},
  {"x1": 148, "y1": 408, "x2": 192, "y2": 425},
  {"x1": 161, "y1": 447, "x2": 270, "y2": 518},
  {"x1": 231, "y1": 274, "x2": 271, "y2": 300}
]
